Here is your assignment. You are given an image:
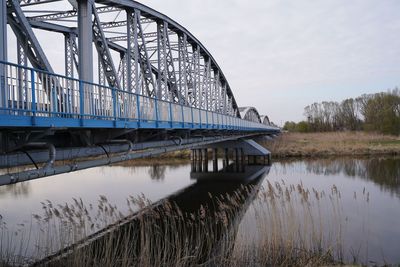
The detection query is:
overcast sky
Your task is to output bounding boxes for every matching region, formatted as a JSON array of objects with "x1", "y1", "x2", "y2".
[
  {"x1": 140, "y1": 0, "x2": 400, "y2": 125},
  {"x1": 8, "y1": 1, "x2": 400, "y2": 125}
]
